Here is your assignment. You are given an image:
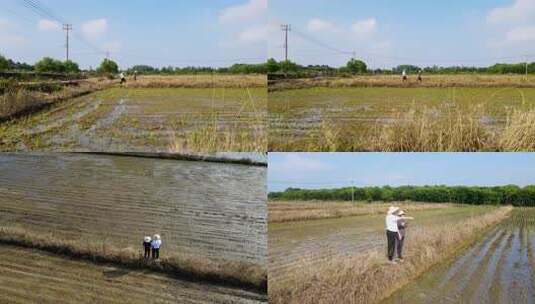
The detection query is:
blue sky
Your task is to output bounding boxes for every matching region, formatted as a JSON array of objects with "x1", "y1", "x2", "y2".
[
  {"x1": 0, "y1": 0, "x2": 267, "y2": 69},
  {"x1": 268, "y1": 0, "x2": 535, "y2": 68},
  {"x1": 268, "y1": 153, "x2": 535, "y2": 192}
]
